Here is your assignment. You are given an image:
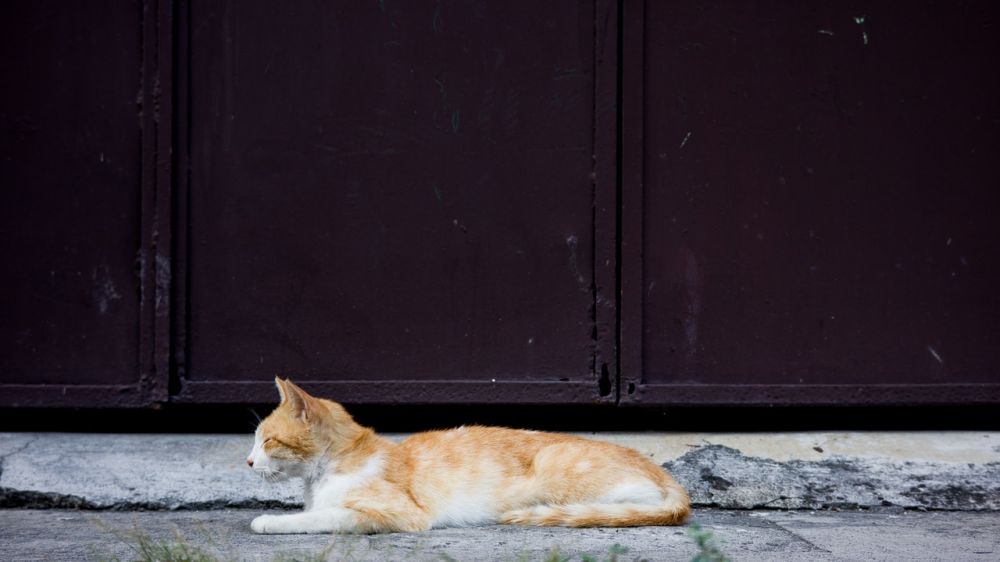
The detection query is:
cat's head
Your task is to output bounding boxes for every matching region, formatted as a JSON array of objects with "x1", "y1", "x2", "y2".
[{"x1": 246, "y1": 377, "x2": 356, "y2": 481}]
